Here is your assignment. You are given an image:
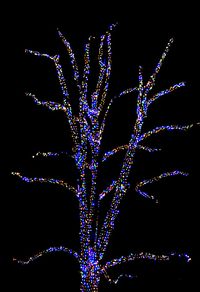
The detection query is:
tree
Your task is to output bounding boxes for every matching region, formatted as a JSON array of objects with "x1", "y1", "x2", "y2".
[{"x1": 12, "y1": 23, "x2": 195, "y2": 291}]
